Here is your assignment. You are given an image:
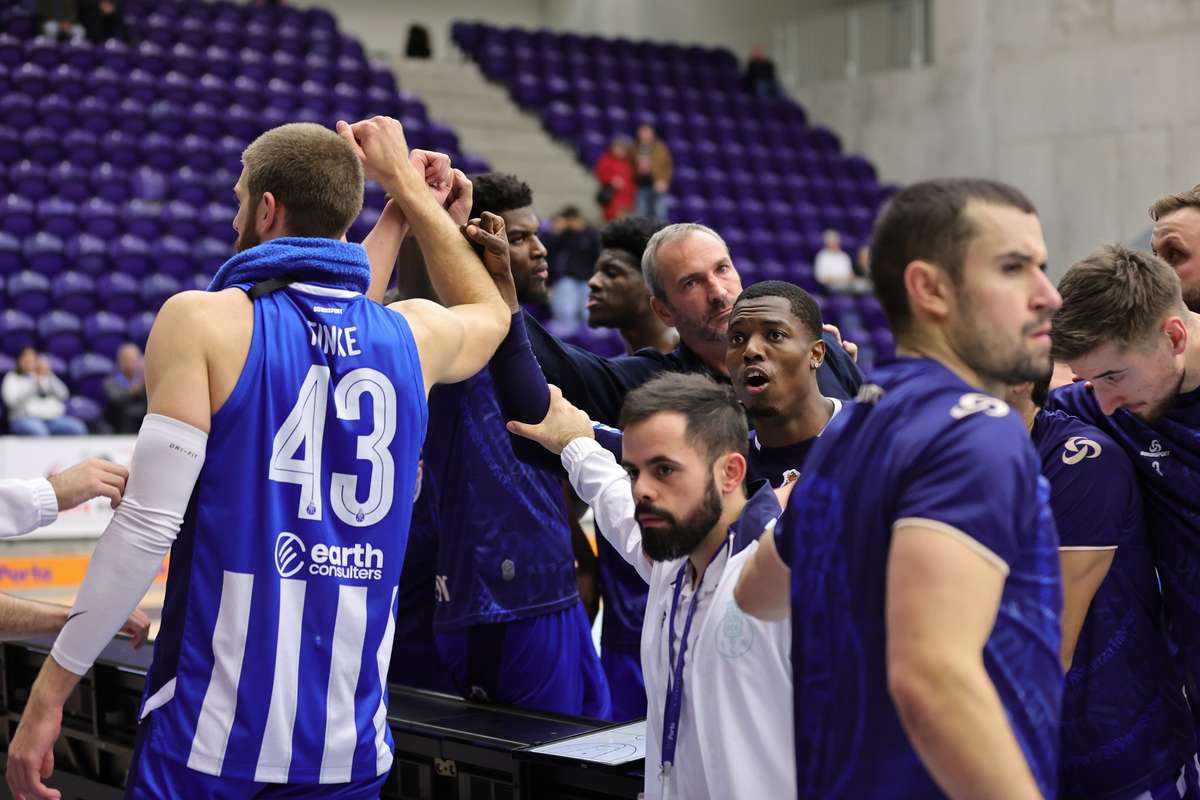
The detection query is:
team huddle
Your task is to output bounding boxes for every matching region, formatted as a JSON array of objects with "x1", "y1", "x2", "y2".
[{"x1": 6, "y1": 115, "x2": 1200, "y2": 800}]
